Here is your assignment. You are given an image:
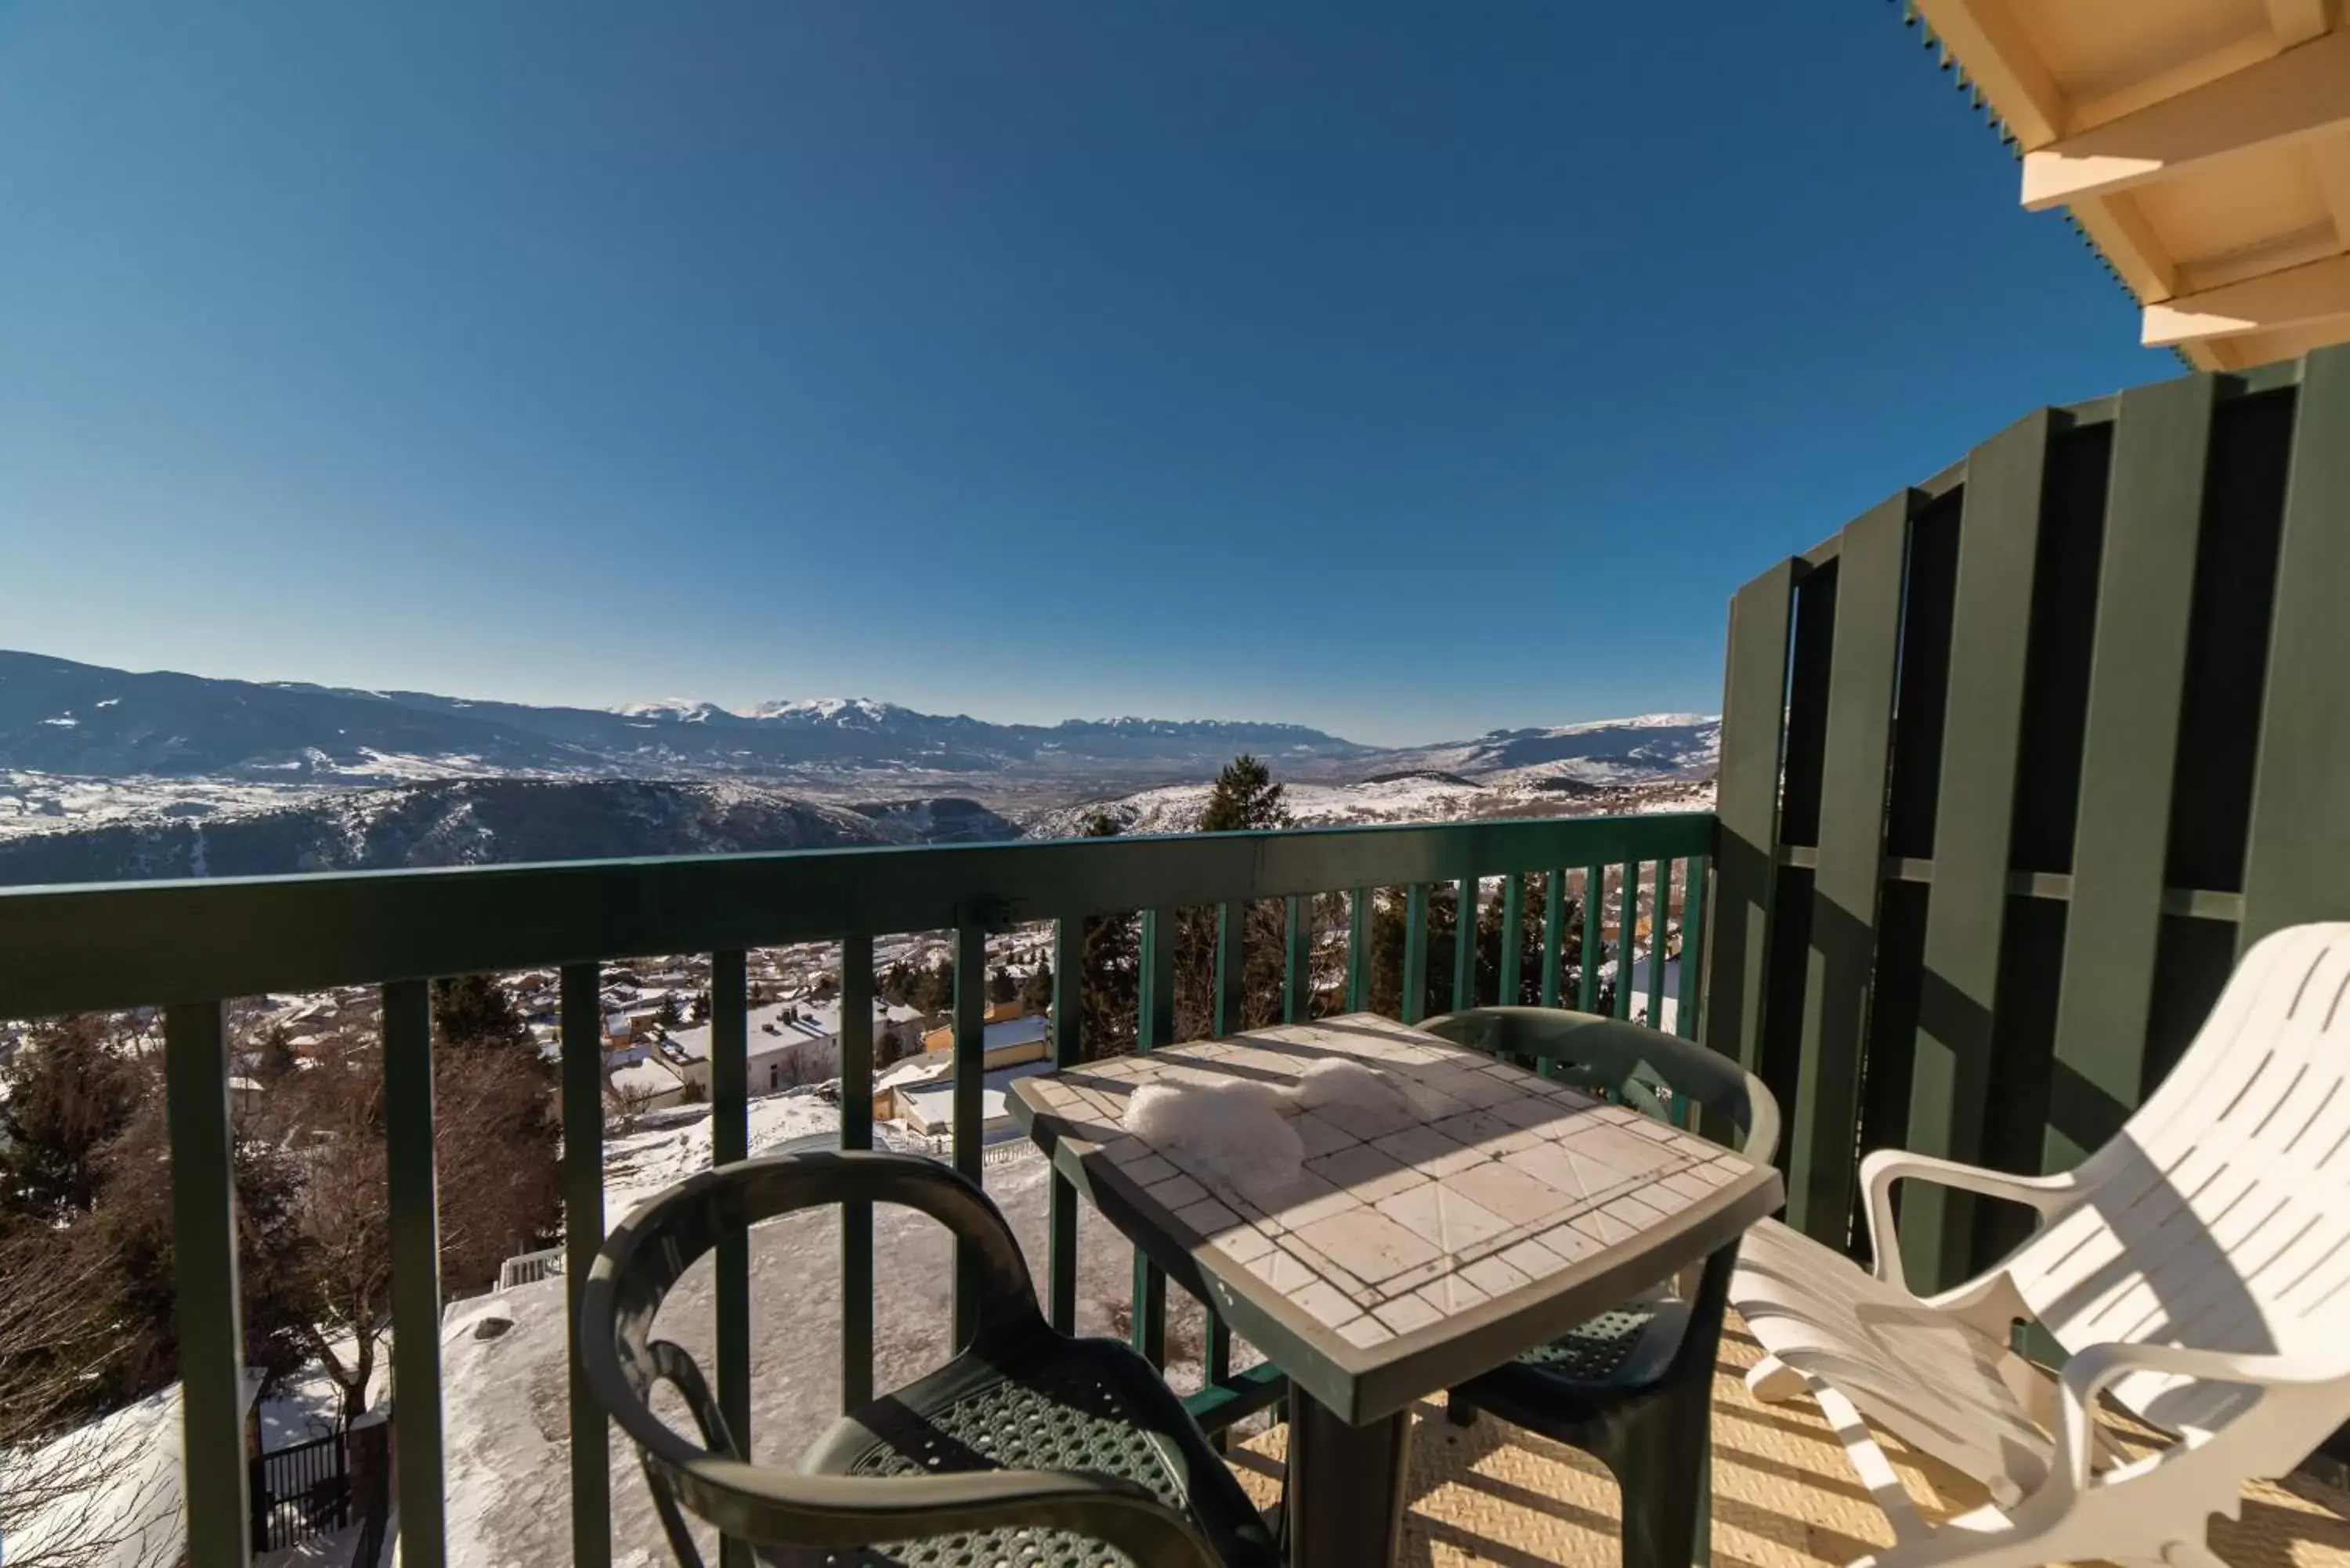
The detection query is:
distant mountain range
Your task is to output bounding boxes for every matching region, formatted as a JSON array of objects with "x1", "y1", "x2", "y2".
[
  {"x1": 0, "y1": 779, "x2": 1023, "y2": 887},
  {"x1": 0, "y1": 651, "x2": 1366, "y2": 782},
  {"x1": 0, "y1": 650, "x2": 1719, "y2": 887}
]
